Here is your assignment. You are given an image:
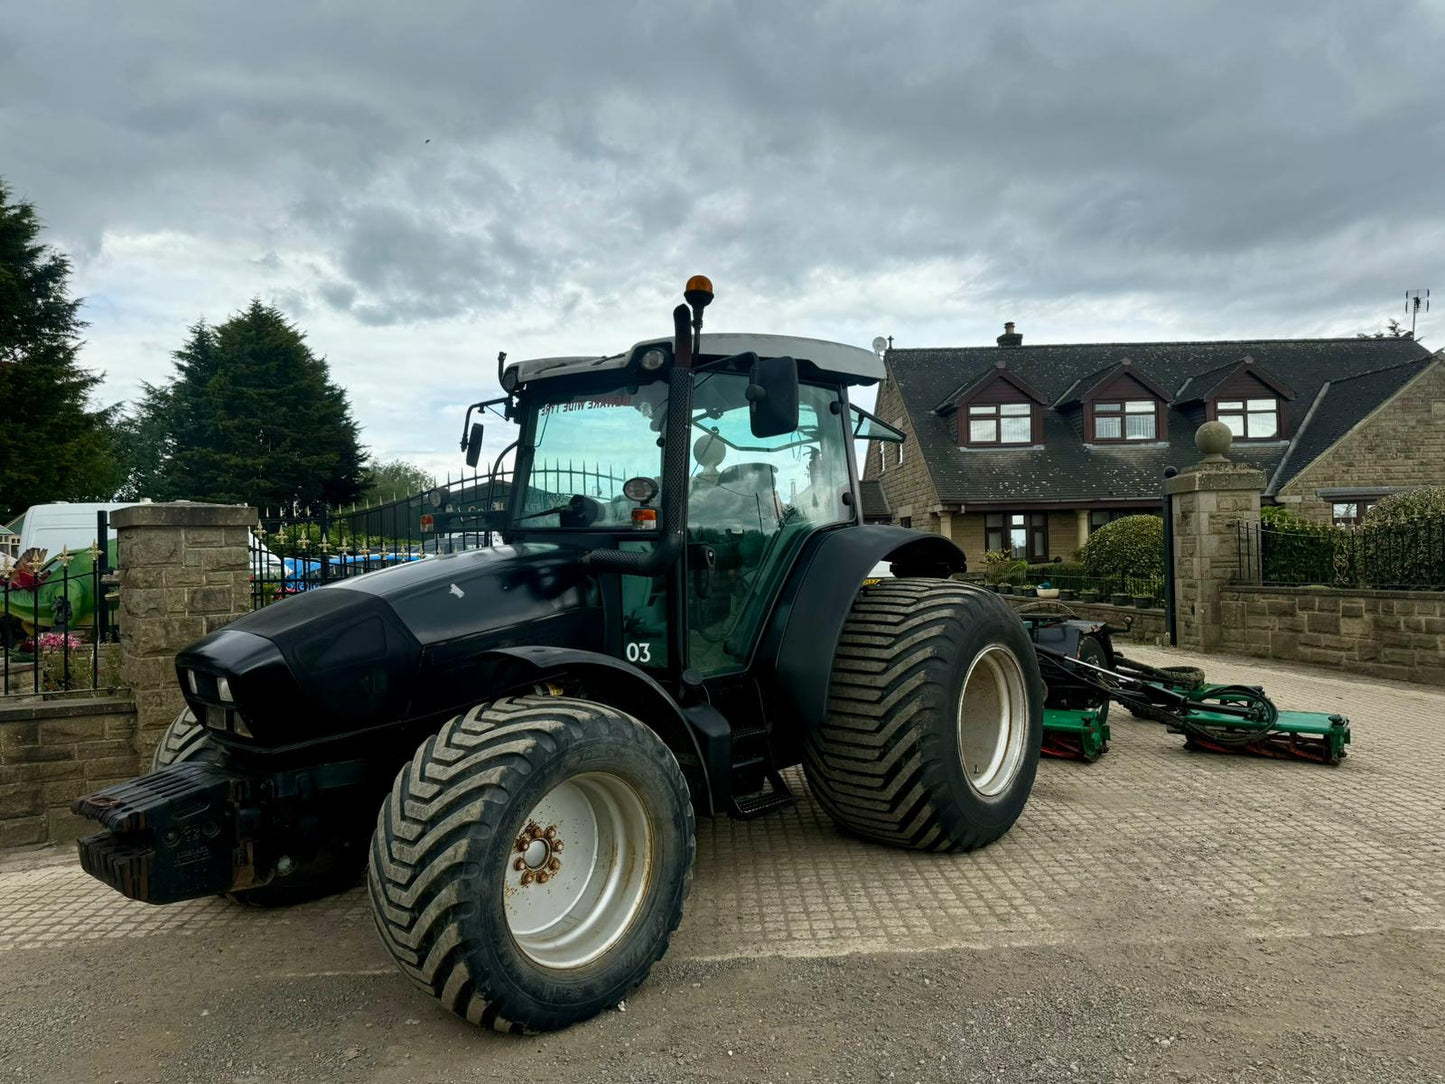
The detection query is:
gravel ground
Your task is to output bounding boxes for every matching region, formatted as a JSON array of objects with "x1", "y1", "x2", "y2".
[{"x1": 0, "y1": 923, "x2": 1441, "y2": 1083}]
